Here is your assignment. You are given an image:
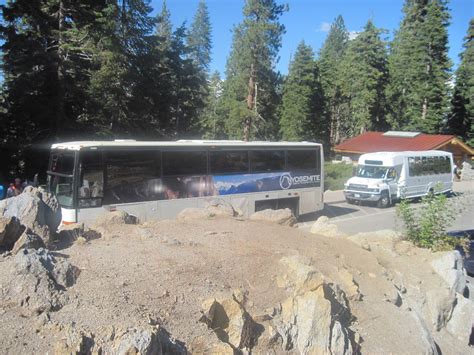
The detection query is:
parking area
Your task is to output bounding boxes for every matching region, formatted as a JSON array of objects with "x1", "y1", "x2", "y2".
[{"x1": 299, "y1": 181, "x2": 474, "y2": 235}]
